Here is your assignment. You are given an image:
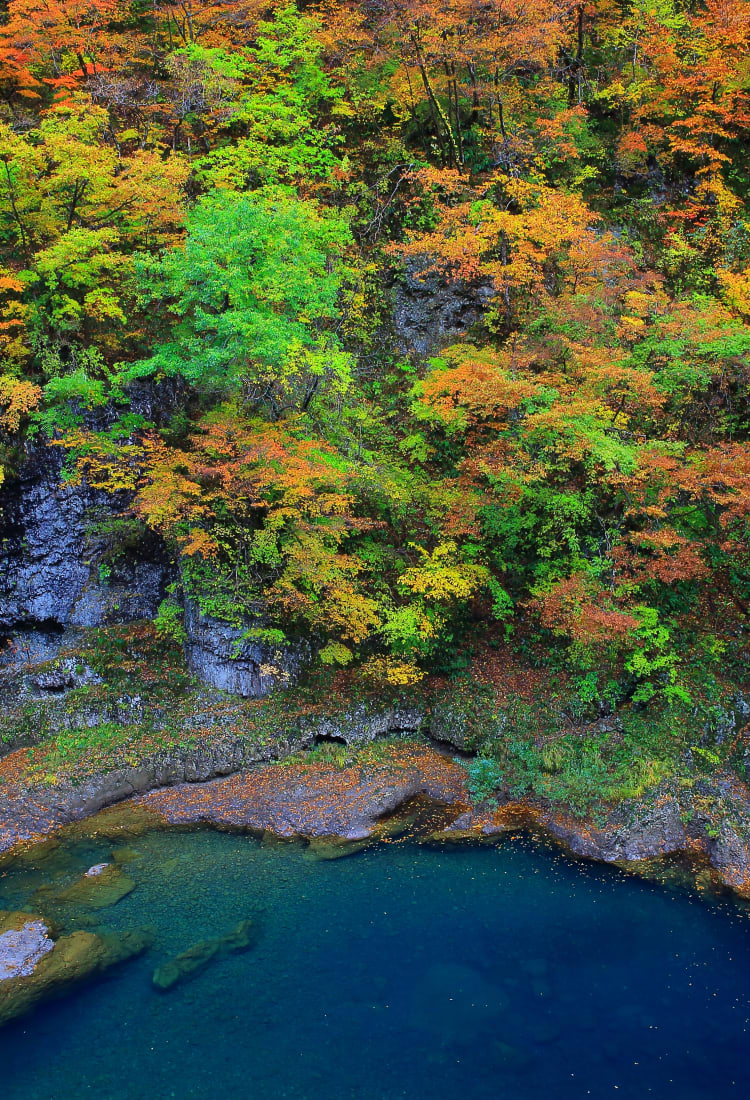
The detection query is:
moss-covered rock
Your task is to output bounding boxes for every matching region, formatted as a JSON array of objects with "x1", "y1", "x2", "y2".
[
  {"x1": 304, "y1": 836, "x2": 371, "y2": 861},
  {"x1": 429, "y1": 687, "x2": 504, "y2": 752},
  {"x1": 0, "y1": 914, "x2": 151, "y2": 1026},
  {"x1": 153, "y1": 918, "x2": 256, "y2": 991},
  {"x1": 34, "y1": 864, "x2": 136, "y2": 912}
]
